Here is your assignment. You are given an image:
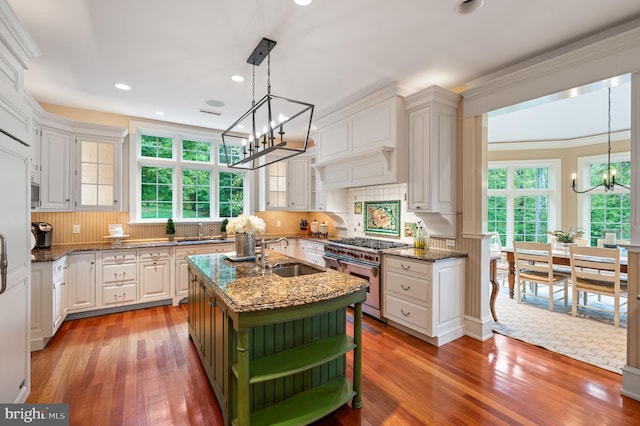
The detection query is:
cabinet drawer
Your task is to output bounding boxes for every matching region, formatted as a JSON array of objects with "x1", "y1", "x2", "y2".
[
  {"x1": 139, "y1": 248, "x2": 171, "y2": 262},
  {"x1": 385, "y1": 270, "x2": 430, "y2": 302},
  {"x1": 384, "y1": 255, "x2": 431, "y2": 276},
  {"x1": 102, "y1": 263, "x2": 137, "y2": 285},
  {"x1": 103, "y1": 283, "x2": 137, "y2": 306},
  {"x1": 305, "y1": 241, "x2": 325, "y2": 253},
  {"x1": 384, "y1": 294, "x2": 431, "y2": 333},
  {"x1": 175, "y1": 243, "x2": 234, "y2": 258},
  {"x1": 102, "y1": 250, "x2": 137, "y2": 264}
]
